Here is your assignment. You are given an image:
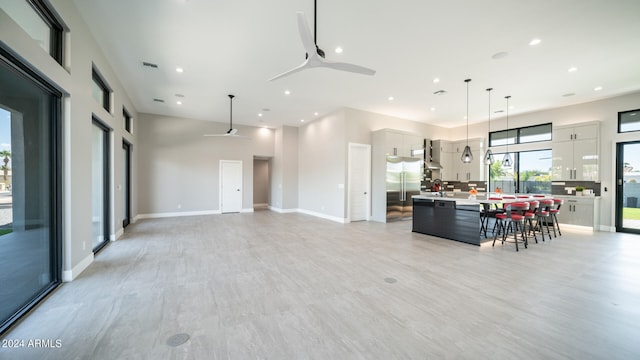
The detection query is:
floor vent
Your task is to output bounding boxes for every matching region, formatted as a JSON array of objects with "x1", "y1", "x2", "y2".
[{"x1": 166, "y1": 333, "x2": 190, "y2": 347}]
